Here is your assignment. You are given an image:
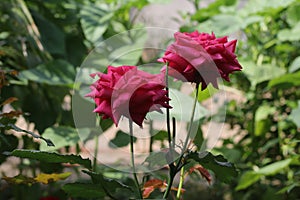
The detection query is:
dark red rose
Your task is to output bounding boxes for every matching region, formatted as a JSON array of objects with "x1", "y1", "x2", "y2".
[
  {"x1": 158, "y1": 31, "x2": 242, "y2": 90},
  {"x1": 86, "y1": 66, "x2": 171, "y2": 126}
]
